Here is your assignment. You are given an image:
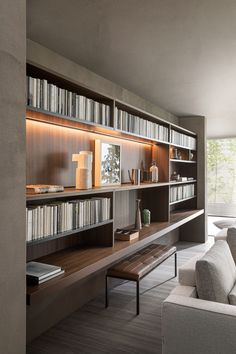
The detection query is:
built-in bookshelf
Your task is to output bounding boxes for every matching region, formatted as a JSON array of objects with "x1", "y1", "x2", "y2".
[{"x1": 25, "y1": 62, "x2": 204, "y2": 341}]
